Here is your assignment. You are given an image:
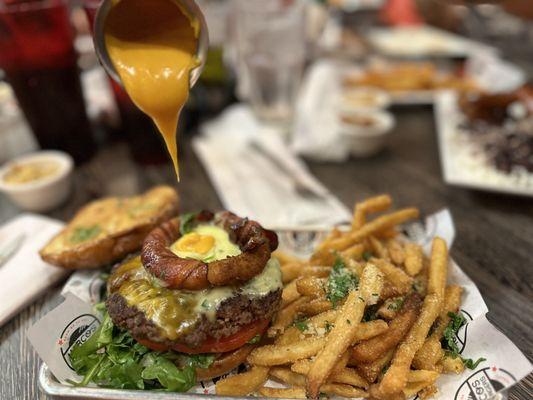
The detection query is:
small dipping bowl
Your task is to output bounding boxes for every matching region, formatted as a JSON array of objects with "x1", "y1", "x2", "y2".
[
  {"x1": 339, "y1": 87, "x2": 391, "y2": 112},
  {"x1": 339, "y1": 110, "x2": 395, "y2": 157},
  {"x1": 0, "y1": 151, "x2": 73, "y2": 212}
]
